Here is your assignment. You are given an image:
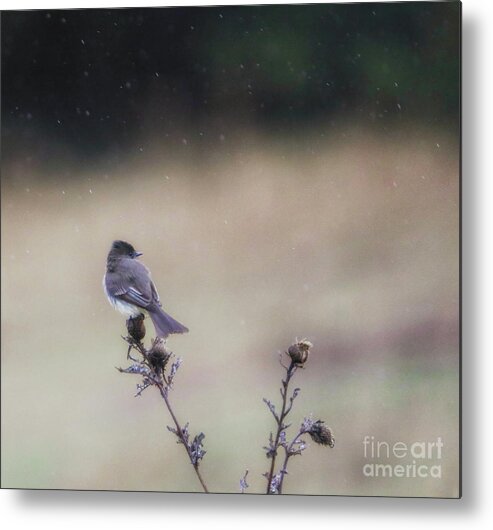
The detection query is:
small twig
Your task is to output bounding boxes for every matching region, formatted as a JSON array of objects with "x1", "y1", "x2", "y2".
[
  {"x1": 240, "y1": 469, "x2": 249, "y2": 493},
  {"x1": 259, "y1": 339, "x2": 334, "y2": 494},
  {"x1": 278, "y1": 417, "x2": 335, "y2": 493},
  {"x1": 277, "y1": 427, "x2": 308, "y2": 494},
  {"x1": 263, "y1": 398, "x2": 280, "y2": 423},
  {"x1": 118, "y1": 333, "x2": 209, "y2": 493},
  {"x1": 265, "y1": 360, "x2": 296, "y2": 494},
  {"x1": 155, "y1": 379, "x2": 209, "y2": 493}
]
